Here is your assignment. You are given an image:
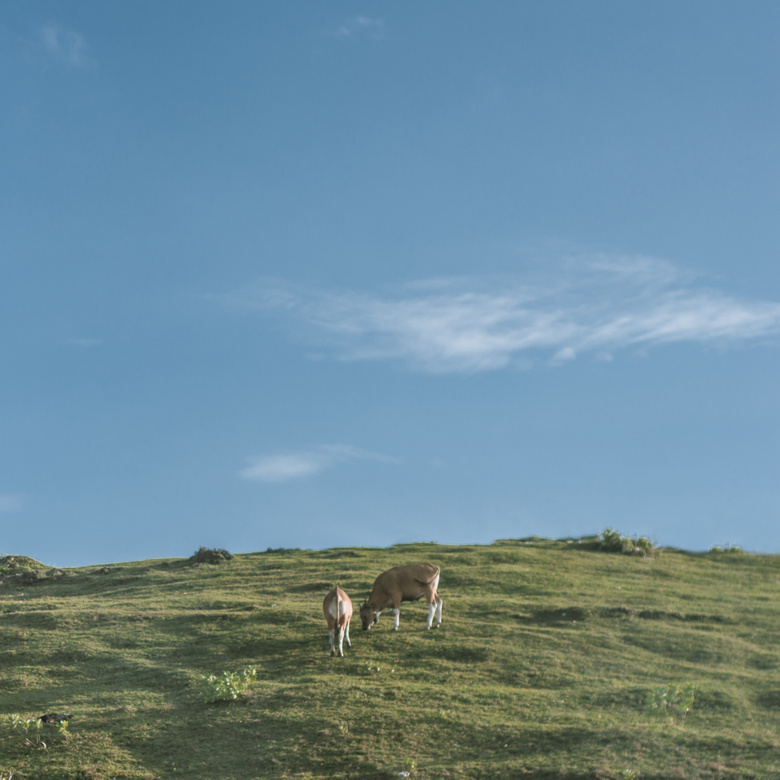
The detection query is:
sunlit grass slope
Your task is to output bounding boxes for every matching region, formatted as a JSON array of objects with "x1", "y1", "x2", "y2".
[{"x1": 1, "y1": 538, "x2": 778, "y2": 779}]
